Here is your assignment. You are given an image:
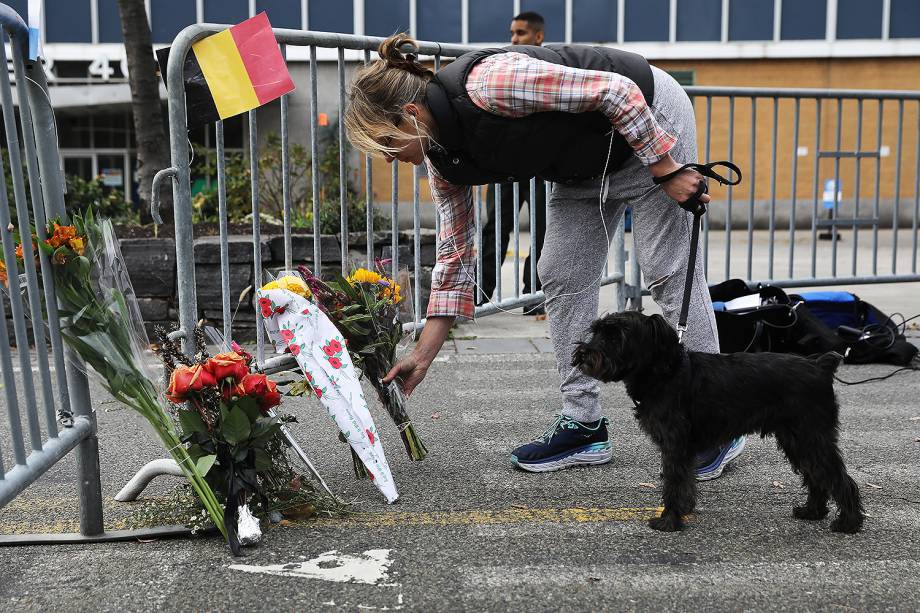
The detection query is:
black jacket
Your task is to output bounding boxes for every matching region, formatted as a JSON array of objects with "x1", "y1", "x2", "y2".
[{"x1": 424, "y1": 44, "x2": 655, "y2": 186}]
